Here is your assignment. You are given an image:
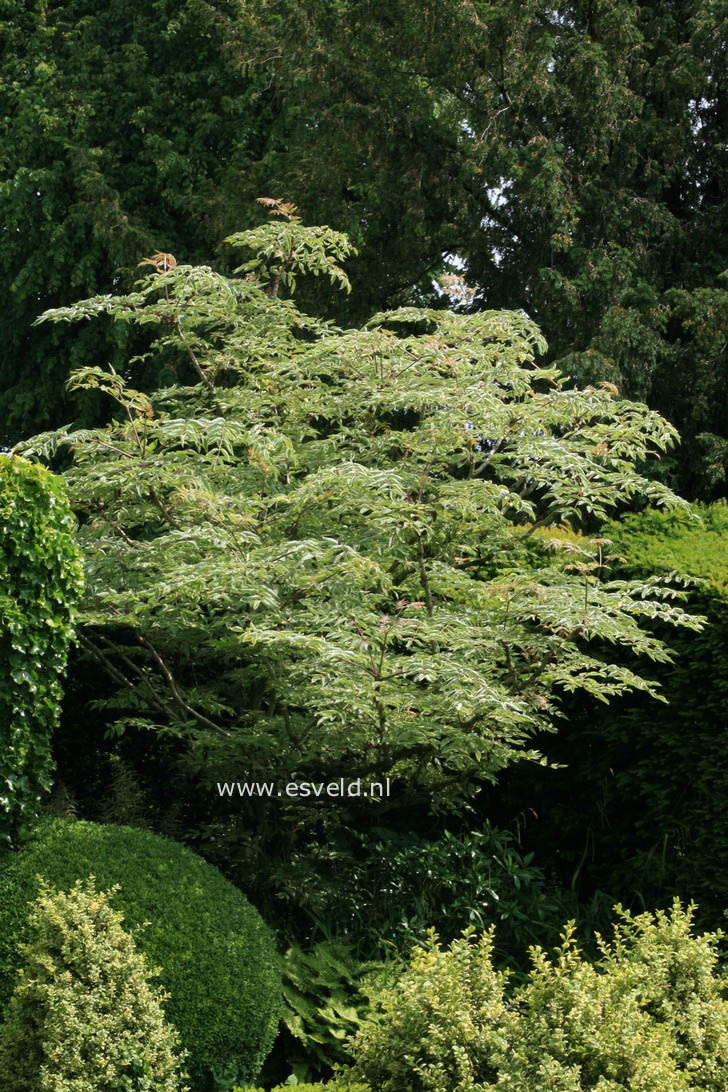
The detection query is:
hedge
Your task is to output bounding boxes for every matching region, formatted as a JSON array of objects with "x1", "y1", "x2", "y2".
[
  {"x1": 587, "y1": 502, "x2": 728, "y2": 916},
  {"x1": 0, "y1": 455, "x2": 83, "y2": 845},
  {"x1": 0, "y1": 819, "x2": 281, "y2": 1087},
  {"x1": 505, "y1": 502, "x2": 728, "y2": 926}
]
